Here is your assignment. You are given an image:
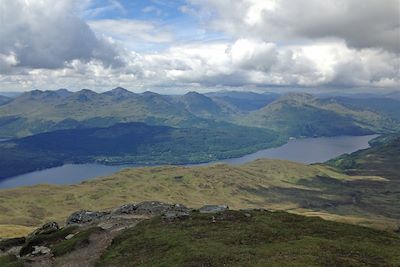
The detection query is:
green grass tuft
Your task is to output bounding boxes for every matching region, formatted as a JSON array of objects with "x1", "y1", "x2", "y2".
[
  {"x1": 52, "y1": 227, "x2": 104, "y2": 257},
  {"x1": 97, "y1": 210, "x2": 400, "y2": 267}
]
